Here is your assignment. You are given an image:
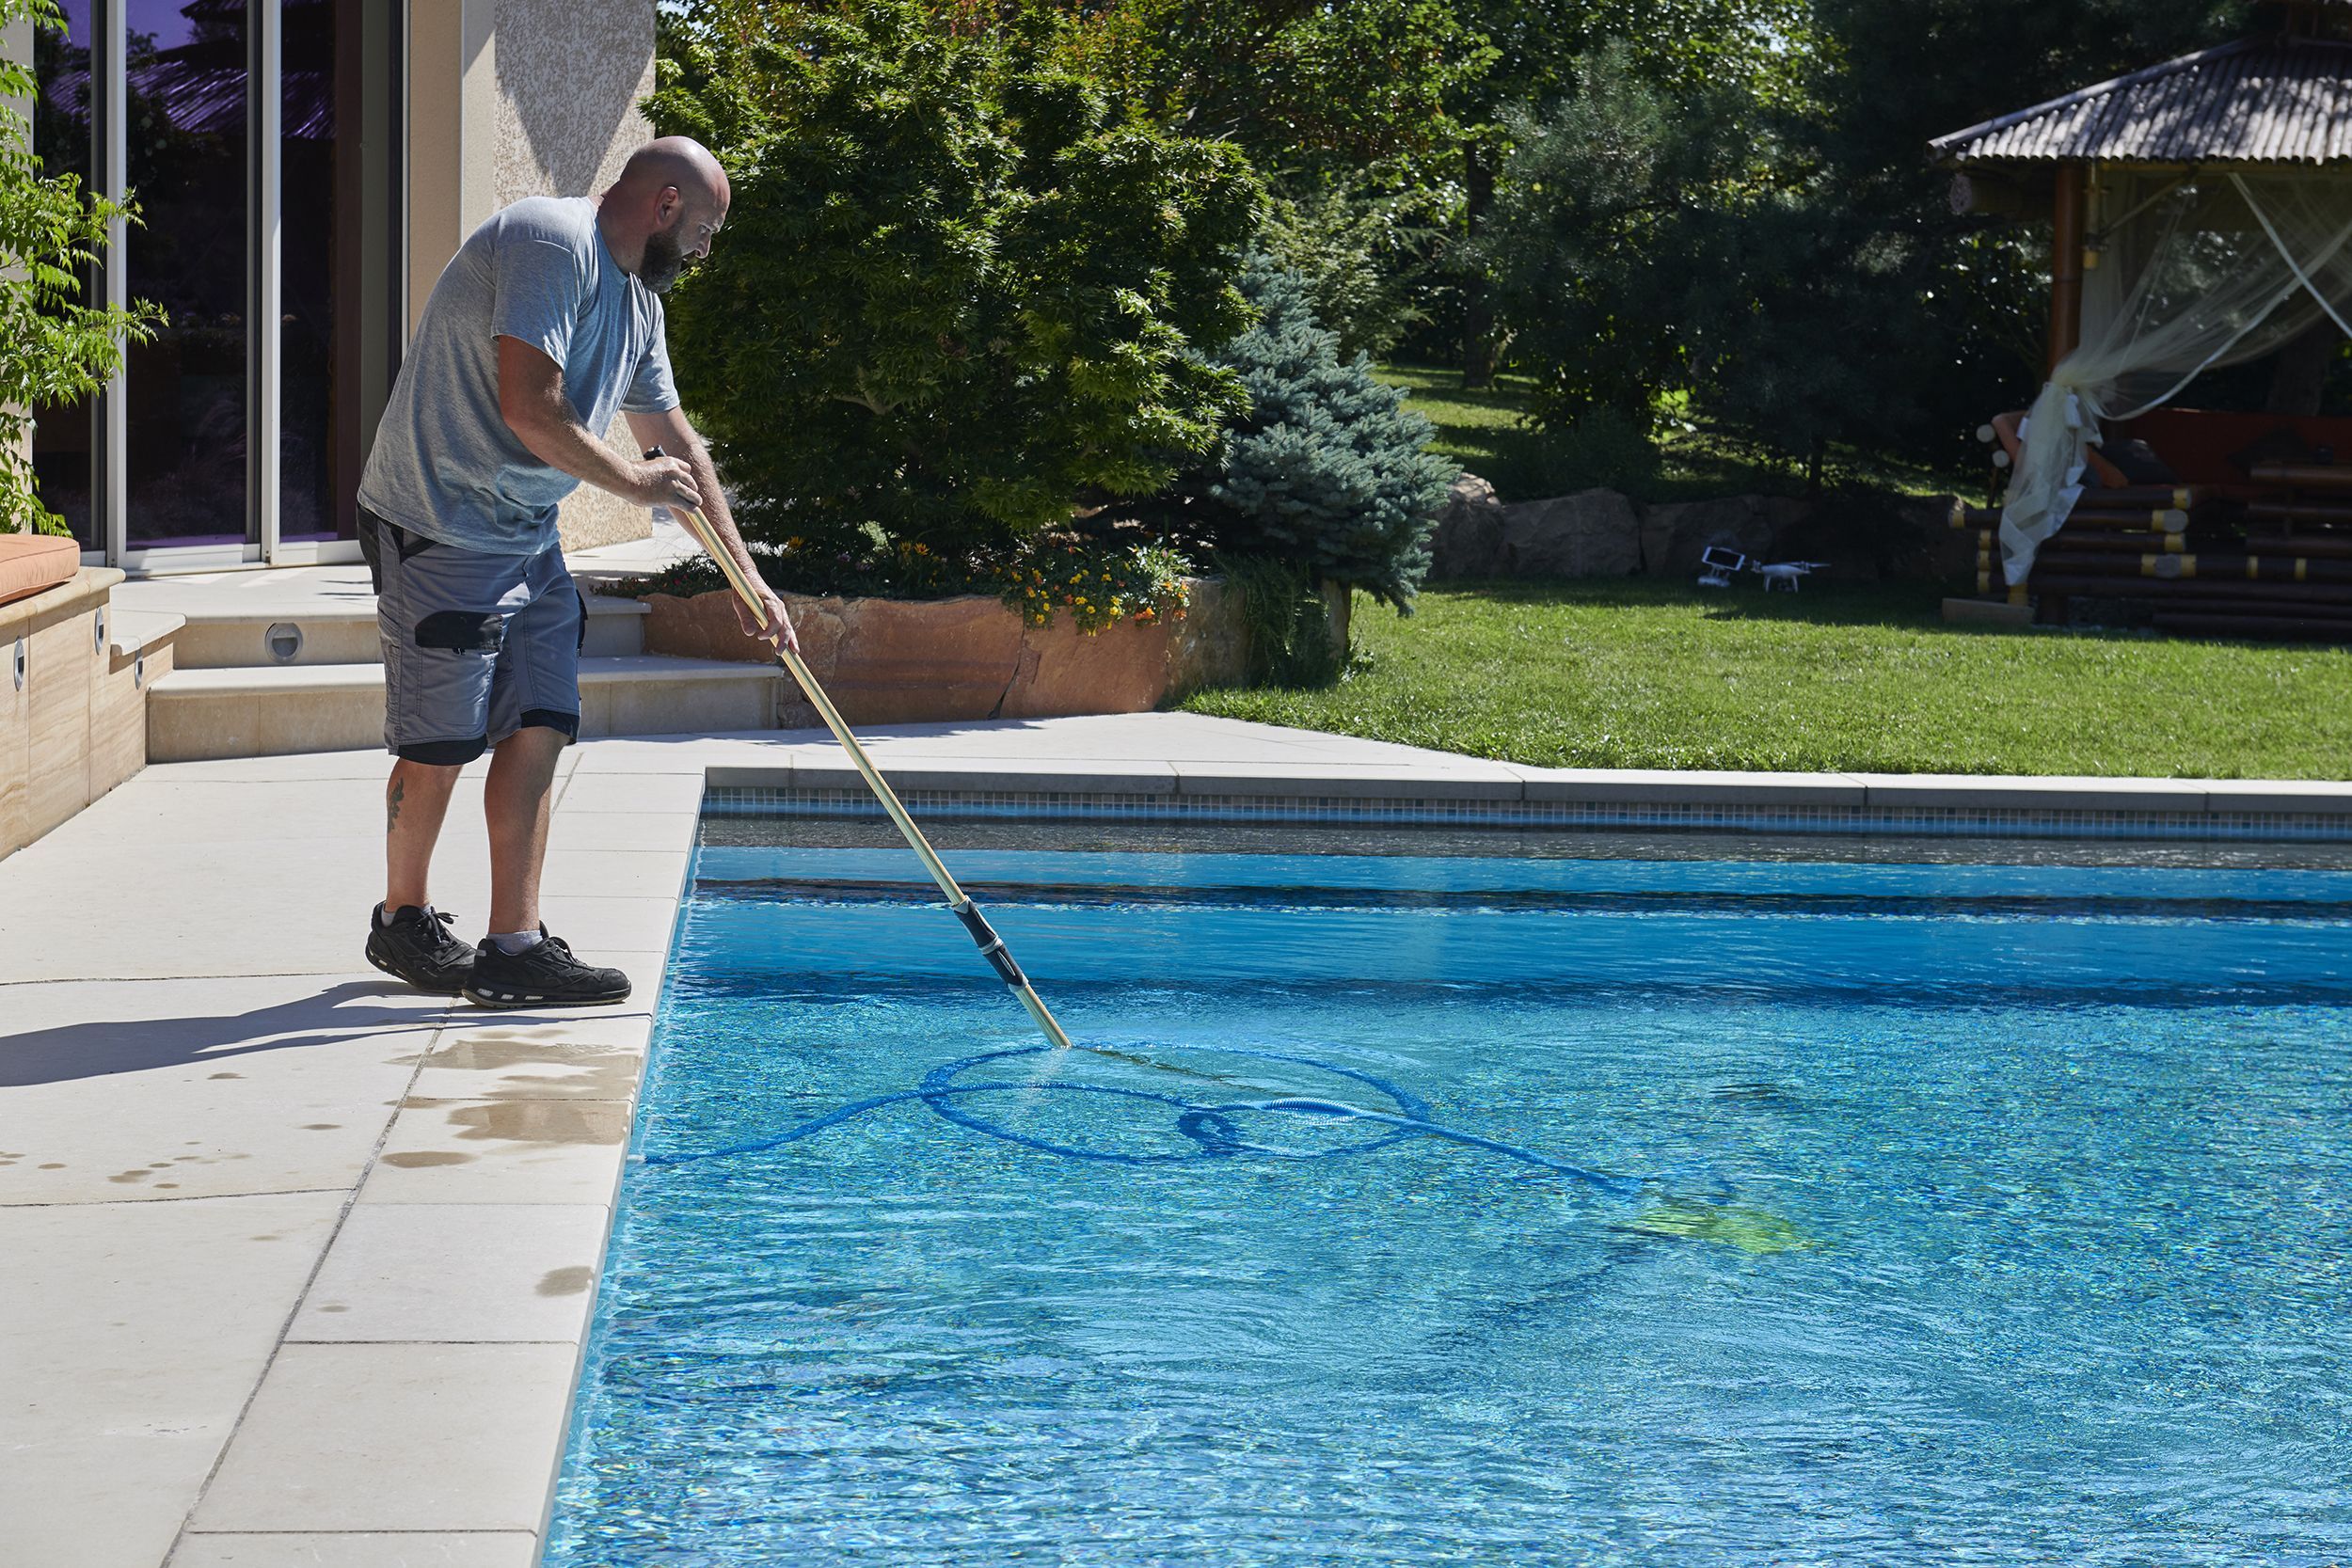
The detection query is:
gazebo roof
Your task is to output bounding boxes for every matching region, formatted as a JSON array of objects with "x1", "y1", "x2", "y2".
[{"x1": 1931, "y1": 35, "x2": 2352, "y2": 168}]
